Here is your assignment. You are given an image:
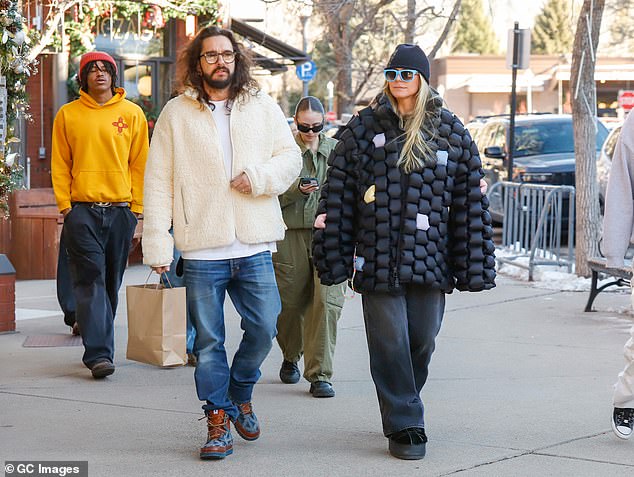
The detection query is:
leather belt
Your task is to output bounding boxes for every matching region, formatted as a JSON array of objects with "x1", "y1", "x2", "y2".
[{"x1": 73, "y1": 202, "x2": 129, "y2": 208}]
